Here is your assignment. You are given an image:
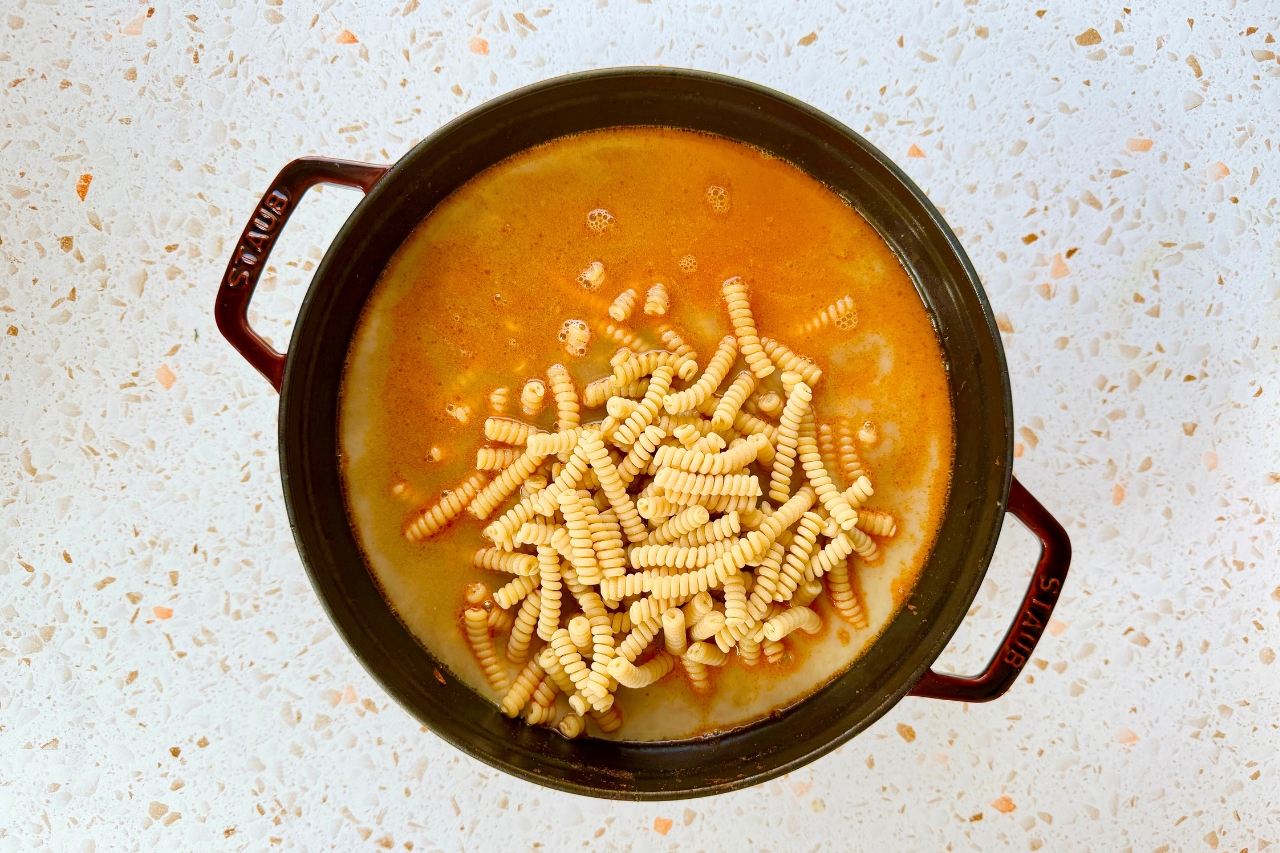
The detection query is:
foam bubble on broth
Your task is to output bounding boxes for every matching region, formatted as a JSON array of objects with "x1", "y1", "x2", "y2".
[
  {"x1": 338, "y1": 127, "x2": 953, "y2": 741},
  {"x1": 586, "y1": 208, "x2": 614, "y2": 233}
]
